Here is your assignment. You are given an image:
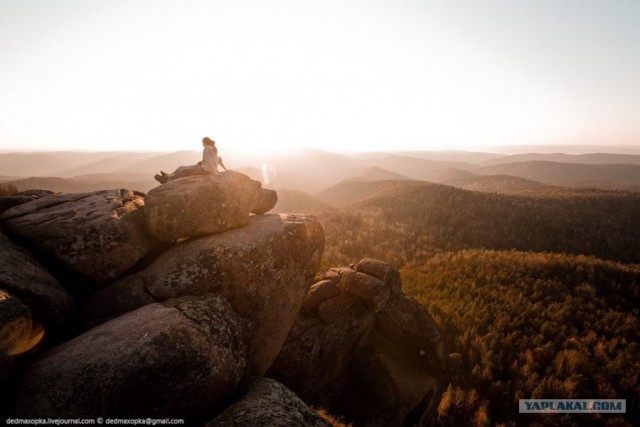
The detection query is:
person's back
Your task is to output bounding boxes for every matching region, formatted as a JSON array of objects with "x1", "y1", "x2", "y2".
[
  {"x1": 201, "y1": 137, "x2": 227, "y2": 175},
  {"x1": 201, "y1": 144, "x2": 220, "y2": 173}
]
